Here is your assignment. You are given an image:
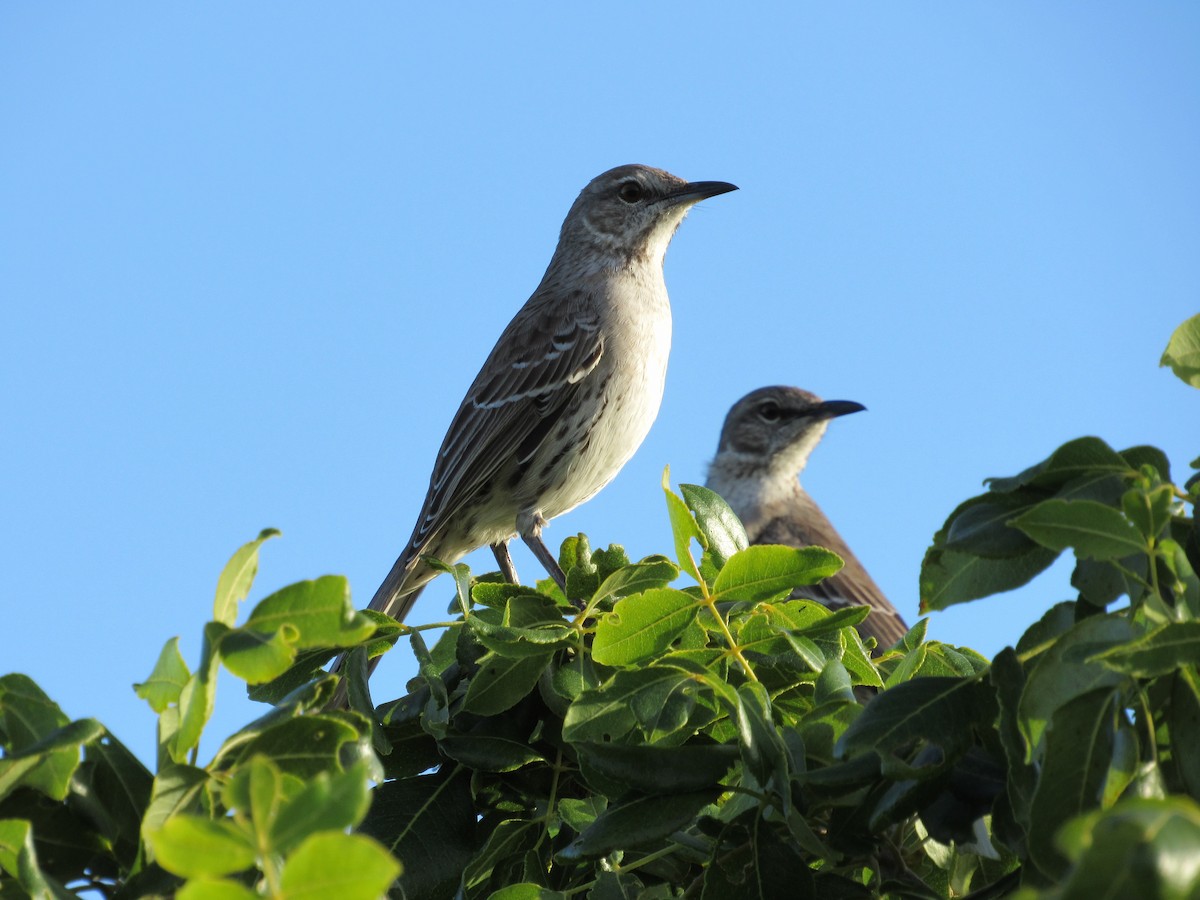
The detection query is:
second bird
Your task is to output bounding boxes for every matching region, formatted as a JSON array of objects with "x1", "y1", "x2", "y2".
[
  {"x1": 706, "y1": 386, "x2": 909, "y2": 651},
  {"x1": 364, "y1": 164, "x2": 737, "y2": 669}
]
